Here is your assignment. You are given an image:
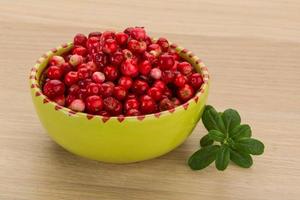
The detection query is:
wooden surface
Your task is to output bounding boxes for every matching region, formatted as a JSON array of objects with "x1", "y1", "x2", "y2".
[{"x1": 0, "y1": 0, "x2": 300, "y2": 199}]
